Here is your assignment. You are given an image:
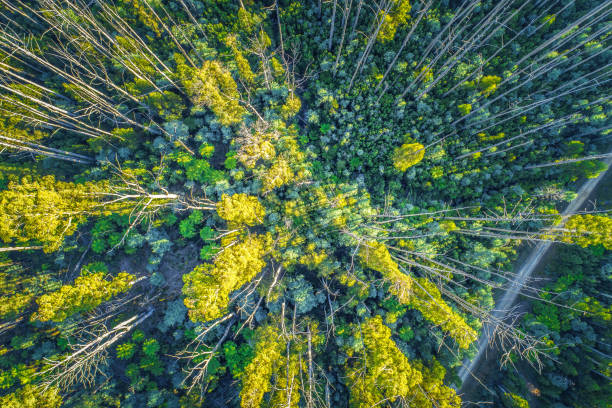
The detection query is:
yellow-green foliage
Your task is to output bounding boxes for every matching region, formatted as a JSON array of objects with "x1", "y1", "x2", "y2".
[
  {"x1": 239, "y1": 322, "x2": 319, "y2": 407},
  {"x1": 260, "y1": 158, "x2": 294, "y2": 193},
  {"x1": 267, "y1": 342, "x2": 305, "y2": 408},
  {"x1": 119, "y1": 0, "x2": 162, "y2": 36},
  {"x1": 432, "y1": 165, "x2": 444, "y2": 178},
  {"x1": 393, "y1": 142, "x2": 425, "y2": 171},
  {"x1": 0, "y1": 174, "x2": 171, "y2": 252},
  {"x1": 479, "y1": 75, "x2": 502, "y2": 96},
  {"x1": 378, "y1": 0, "x2": 412, "y2": 43},
  {"x1": 359, "y1": 242, "x2": 476, "y2": 348},
  {"x1": 226, "y1": 35, "x2": 255, "y2": 84},
  {"x1": 237, "y1": 129, "x2": 277, "y2": 169},
  {"x1": 458, "y1": 103, "x2": 472, "y2": 115},
  {"x1": 0, "y1": 115, "x2": 46, "y2": 142},
  {"x1": 239, "y1": 325, "x2": 284, "y2": 408},
  {"x1": 183, "y1": 234, "x2": 268, "y2": 322},
  {"x1": 237, "y1": 121, "x2": 308, "y2": 193},
  {"x1": 502, "y1": 392, "x2": 530, "y2": 408},
  {"x1": 216, "y1": 193, "x2": 265, "y2": 227},
  {"x1": 410, "y1": 277, "x2": 477, "y2": 349},
  {"x1": 440, "y1": 220, "x2": 458, "y2": 233},
  {"x1": 561, "y1": 215, "x2": 612, "y2": 250},
  {"x1": 237, "y1": 6, "x2": 263, "y2": 34},
  {"x1": 183, "y1": 60, "x2": 246, "y2": 126},
  {"x1": 271, "y1": 57, "x2": 285, "y2": 79},
  {"x1": 235, "y1": 51, "x2": 255, "y2": 84},
  {"x1": 0, "y1": 384, "x2": 62, "y2": 408},
  {"x1": 280, "y1": 93, "x2": 302, "y2": 120},
  {"x1": 478, "y1": 132, "x2": 506, "y2": 142},
  {"x1": 35, "y1": 269, "x2": 134, "y2": 322},
  {"x1": 0, "y1": 292, "x2": 32, "y2": 320},
  {"x1": 359, "y1": 241, "x2": 411, "y2": 303},
  {"x1": 414, "y1": 65, "x2": 434, "y2": 82},
  {"x1": 411, "y1": 359, "x2": 461, "y2": 408},
  {"x1": 346, "y1": 316, "x2": 422, "y2": 407},
  {"x1": 0, "y1": 176, "x2": 101, "y2": 252},
  {"x1": 540, "y1": 14, "x2": 556, "y2": 25}
]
